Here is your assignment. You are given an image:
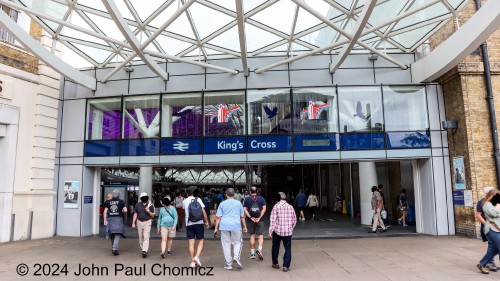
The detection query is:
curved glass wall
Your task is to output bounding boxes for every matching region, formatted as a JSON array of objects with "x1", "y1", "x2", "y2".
[
  {"x1": 247, "y1": 89, "x2": 291, "y2": 135},
  {"x1": 86, "y1": 97, "x2": 122, "y2": 140},
  {"x1": 204, "y1": 91, "x2": 245, "y2": 136},
  {"x1": 161, "y1": 93, "x2": 203, "y2": 137},
  {"x1": 122, "y1": 95, "x2": 160, "y2": 139},
  {"x1": 292, "y1": 87, "x2": 337, "y2": 134},
  {"x1": 338, "y1": 86, "x2": 384, "y2": 133}
]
